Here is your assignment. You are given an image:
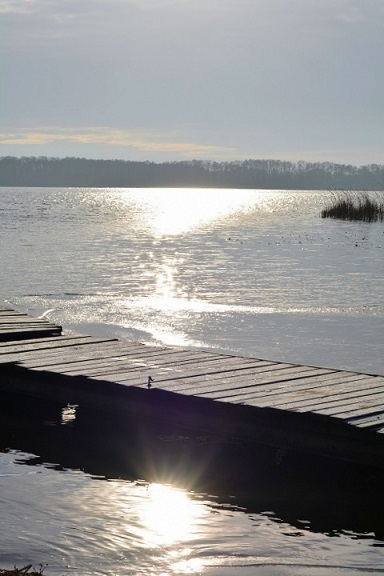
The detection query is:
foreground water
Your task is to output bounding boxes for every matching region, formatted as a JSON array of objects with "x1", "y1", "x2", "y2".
[{"x1": 1, "y1": 187, "x2": 384, "y2": 574}]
